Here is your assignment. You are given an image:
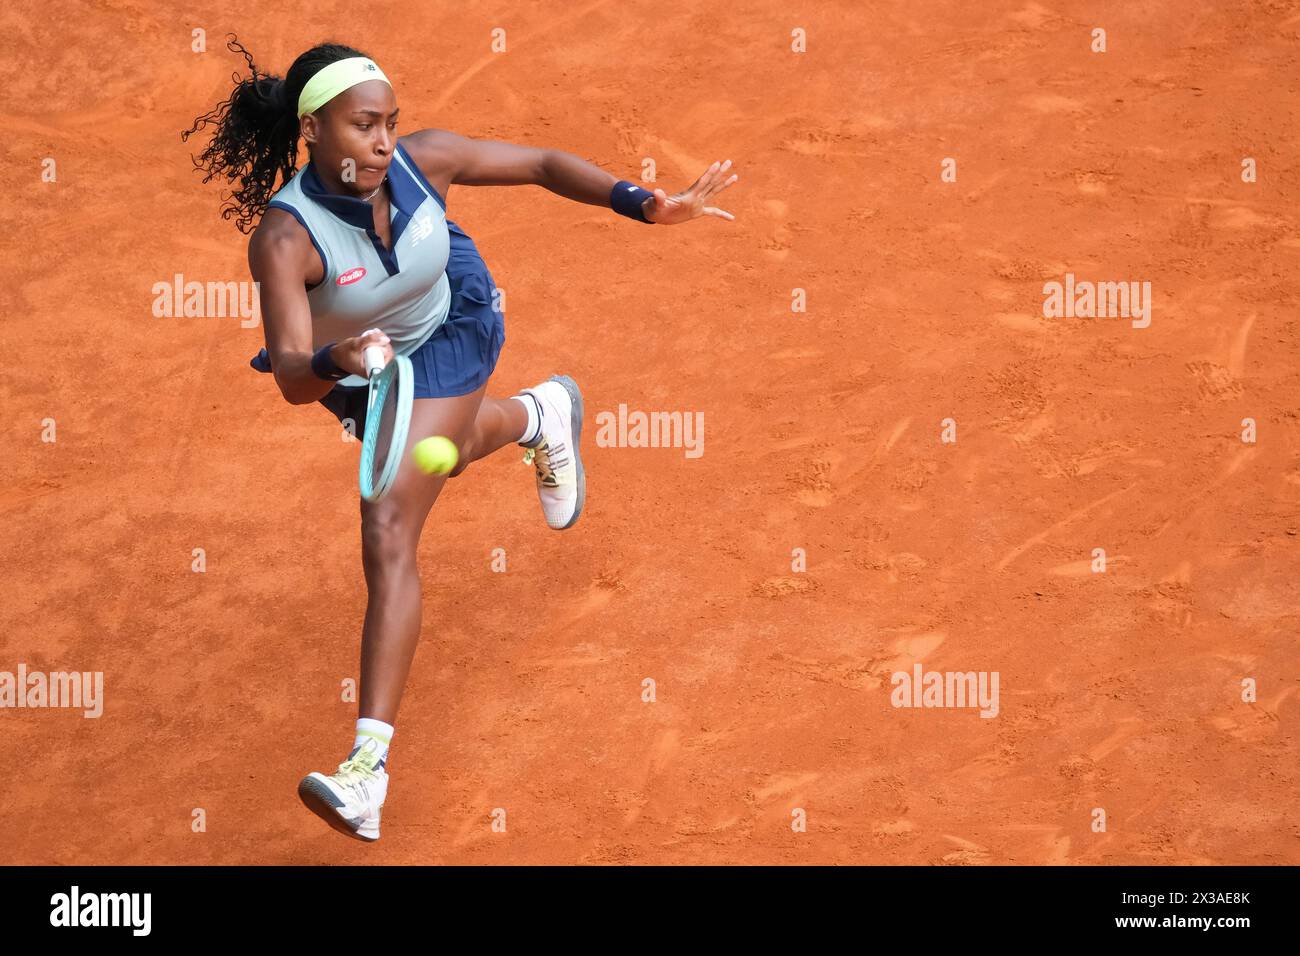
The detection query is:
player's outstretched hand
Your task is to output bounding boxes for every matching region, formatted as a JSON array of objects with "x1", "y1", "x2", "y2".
[{"x1": 643, "y1": 159, "x2": 738, "y2": 225}]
